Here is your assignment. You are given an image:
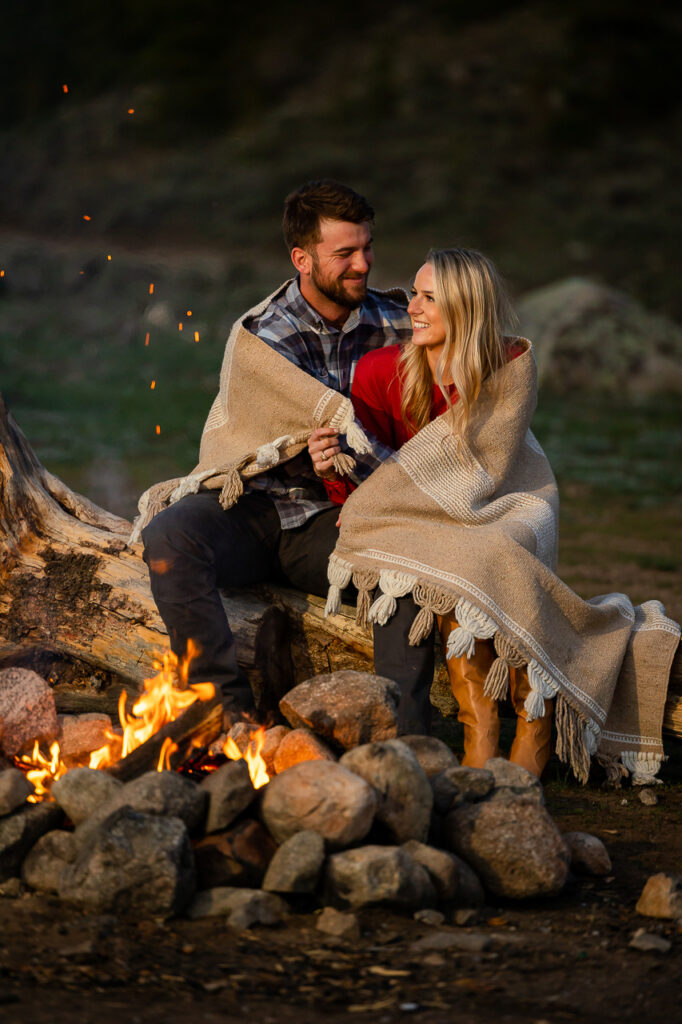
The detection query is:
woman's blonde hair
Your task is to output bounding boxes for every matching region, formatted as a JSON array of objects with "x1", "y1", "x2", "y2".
[{"x1": 399, "y1": 248, "x2": 516, "y2": 437}]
